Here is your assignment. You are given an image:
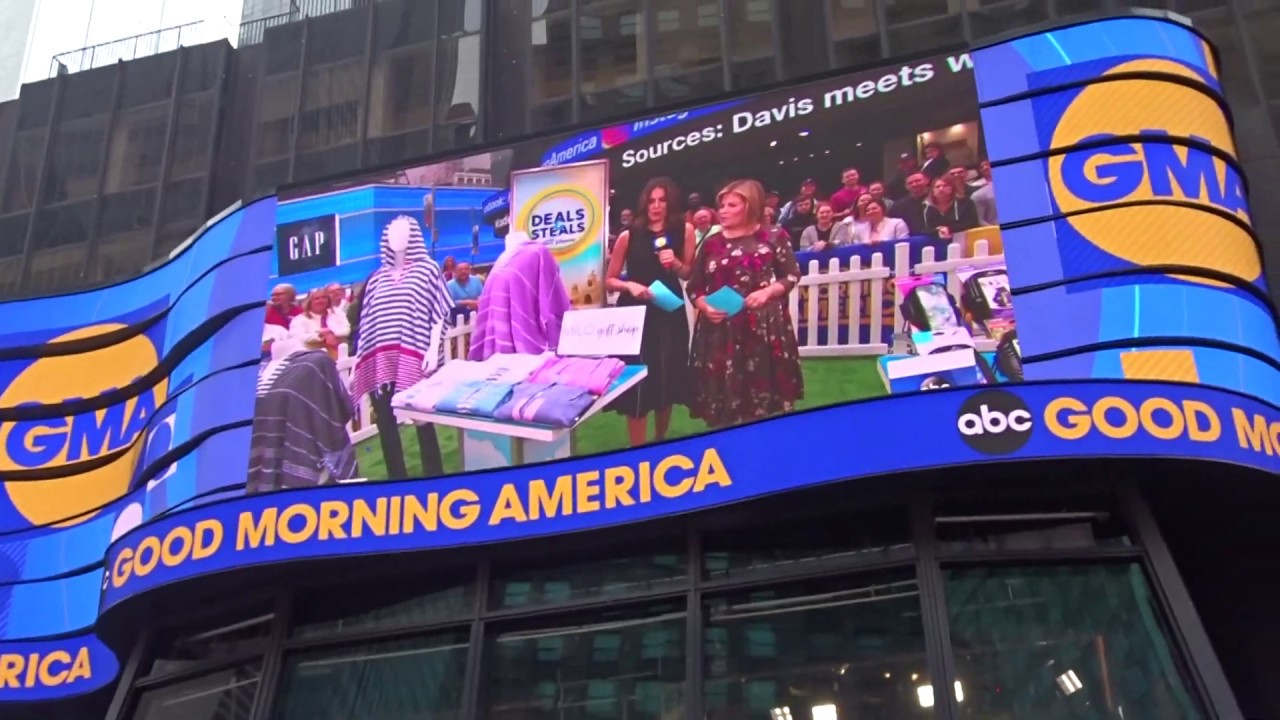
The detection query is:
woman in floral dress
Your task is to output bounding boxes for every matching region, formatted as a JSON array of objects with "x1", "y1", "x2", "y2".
[{"x1": 687, "y1": 178, "x2": 804, "y2": 428}]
